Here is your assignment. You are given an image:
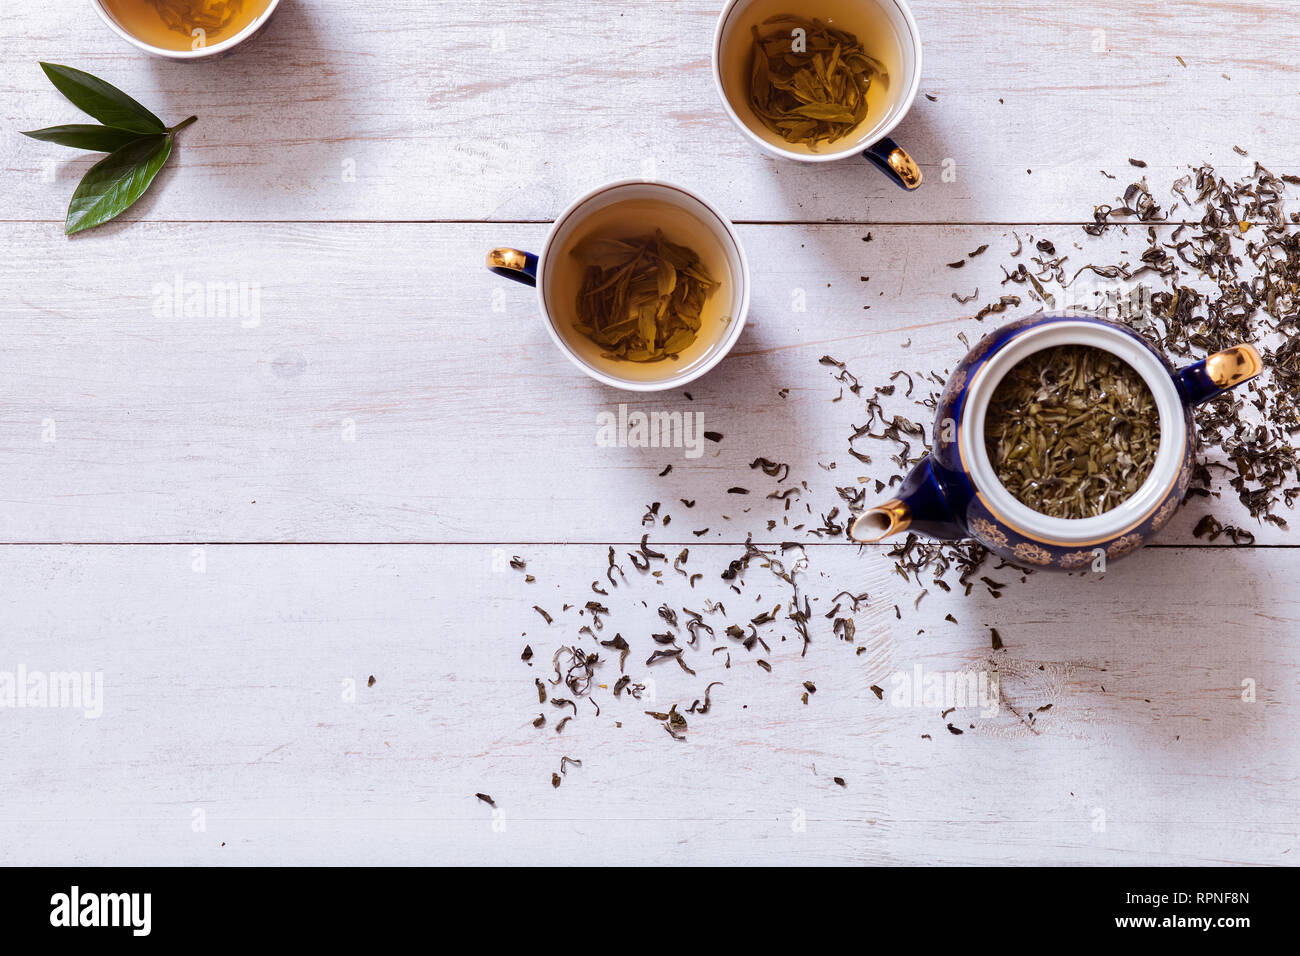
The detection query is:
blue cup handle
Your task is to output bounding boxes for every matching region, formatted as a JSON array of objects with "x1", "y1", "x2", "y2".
[
  {"x1": 1174, "y1": 344, "x2": 1264, "y2": 405},
  {"x1": 863, "y1": 136, "x2": 923, "y2": 190},
  {"x1": 487, "y1": 248, "x2": 539, "y2": 287}
]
